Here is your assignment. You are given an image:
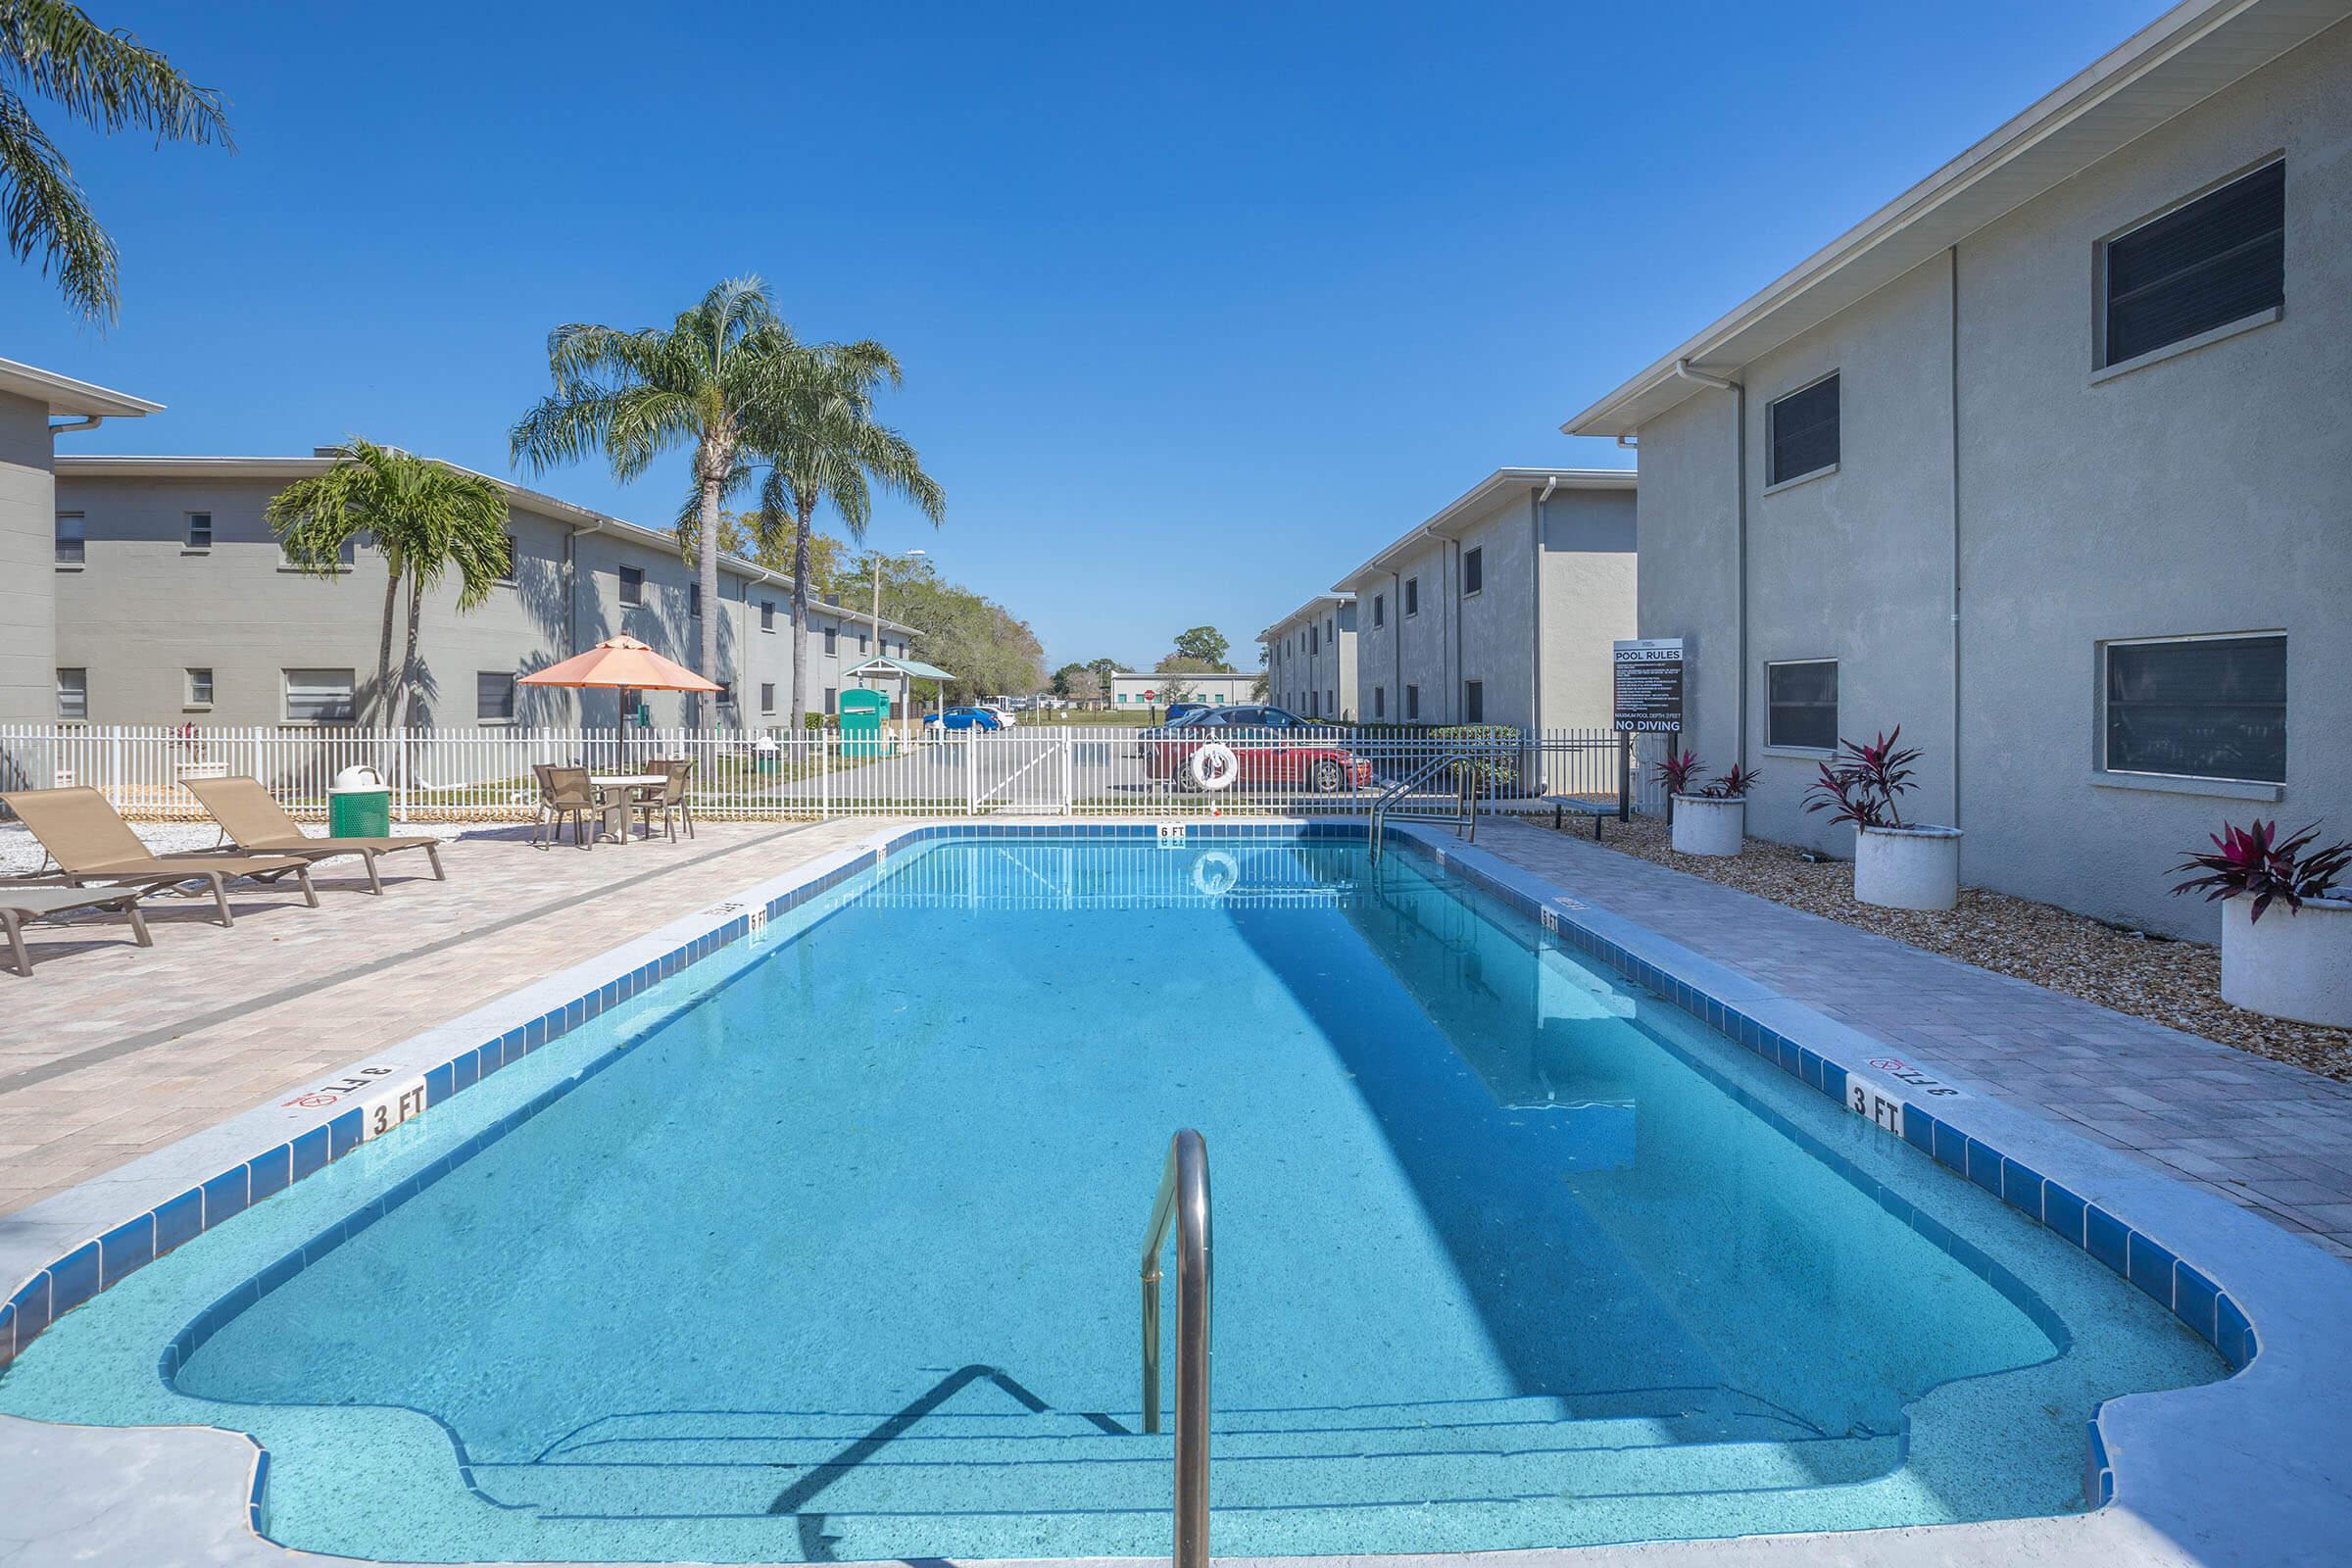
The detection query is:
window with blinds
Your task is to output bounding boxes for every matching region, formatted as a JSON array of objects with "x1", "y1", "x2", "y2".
[
  {"x1": 1767, "y1": 375, "x2": 1839, "y2": 486},
  {"x1": 2103, "y1": 162, "x2": 2283, "y2": 368},
  {"x1": 2103, "y1": 634, "x2": 2284, "y2": 783}
]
